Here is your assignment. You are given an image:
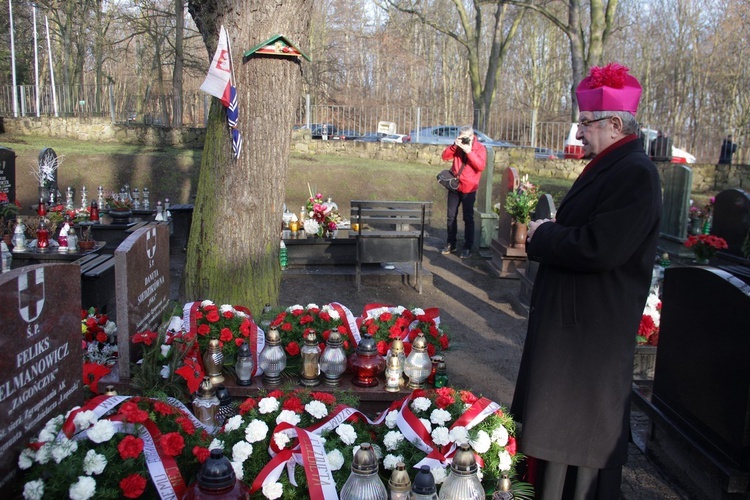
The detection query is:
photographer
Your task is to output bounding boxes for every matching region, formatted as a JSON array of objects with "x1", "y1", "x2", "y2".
[{"x1": 440, "y1": 126, "x2": 487, "y2": 259}]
